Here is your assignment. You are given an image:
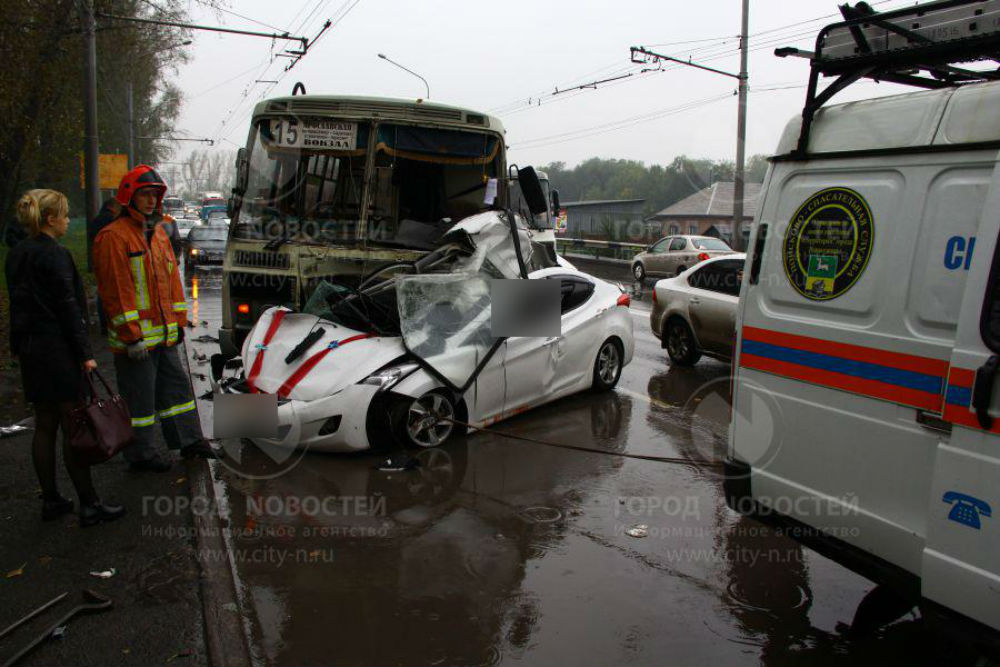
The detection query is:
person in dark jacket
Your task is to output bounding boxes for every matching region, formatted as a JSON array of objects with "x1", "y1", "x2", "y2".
[{"x1": 5, "y1": 189, "x2": 125, "y2": 526}]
